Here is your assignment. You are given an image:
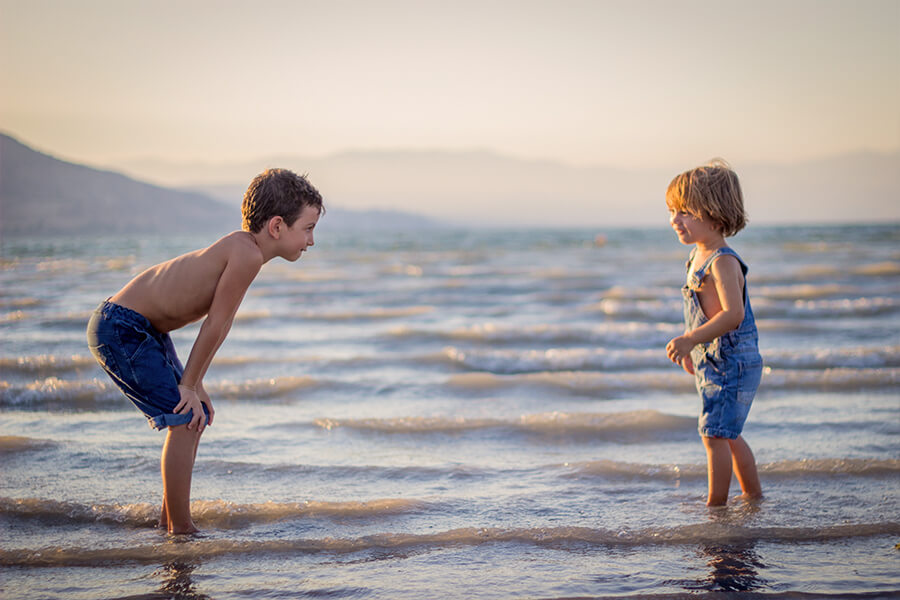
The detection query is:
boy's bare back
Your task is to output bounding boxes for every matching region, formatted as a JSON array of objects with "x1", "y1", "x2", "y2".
[{"x1": 111, "y1": 231, "x2": 263, "y2": 333}]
